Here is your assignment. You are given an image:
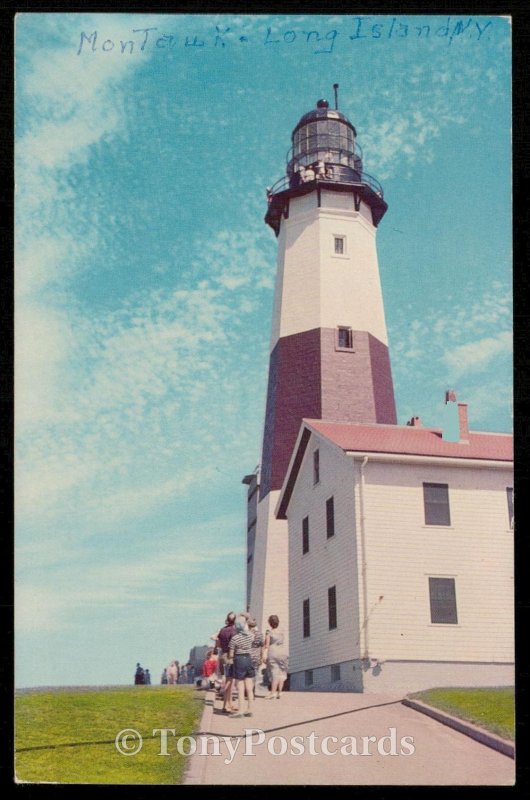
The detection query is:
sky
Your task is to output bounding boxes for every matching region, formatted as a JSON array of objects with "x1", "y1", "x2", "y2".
[{"x1": 15, "y1": 12, "x2": 512, "y2": 687}]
